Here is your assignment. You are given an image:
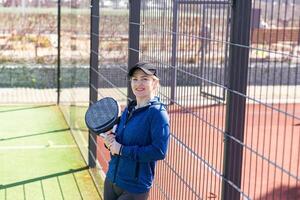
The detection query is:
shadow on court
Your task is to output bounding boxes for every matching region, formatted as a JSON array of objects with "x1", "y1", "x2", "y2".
[
  {"x1": 0, "y1": 128, "x2": 70, "y2": 141},
  {"x1": 256, "y1": 186, "x2": 300, "y2": 200},
  {"x1": 0, "y1": 166, "x2": 89, "y2": 189},
  {"x1": 0, "y1": 104, "x2": 55, "y2": 113}
]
